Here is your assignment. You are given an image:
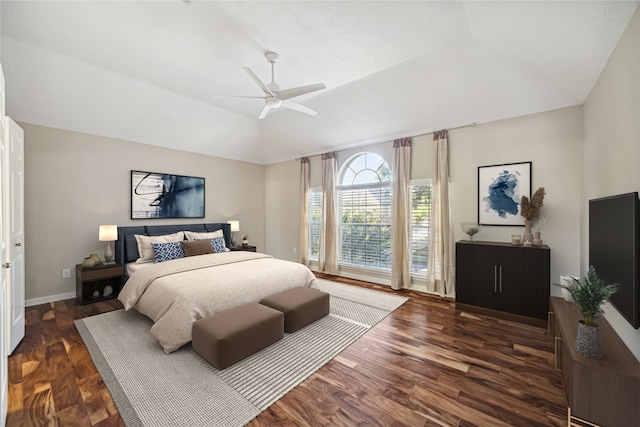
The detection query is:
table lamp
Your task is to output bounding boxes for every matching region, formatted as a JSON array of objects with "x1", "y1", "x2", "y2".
[
  {"x1": 99, "y1": 224, "x2": 118, "y2": 263},
  {"x1": 227, "y1": 220, "x2": 239, "y2": 246}
]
